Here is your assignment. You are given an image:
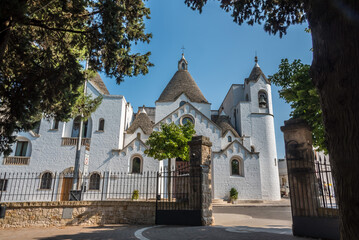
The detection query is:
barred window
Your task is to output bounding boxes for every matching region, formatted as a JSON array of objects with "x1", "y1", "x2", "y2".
[
  {"x1": 89, "y1": 173, "x2": 101, "y2": 190},
  {"x1": 40, "y1": 172, "x2": 52, "y2": 189},
  {"x1": 132, "y1": 157, "x2": 142, "y2": 174}
]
